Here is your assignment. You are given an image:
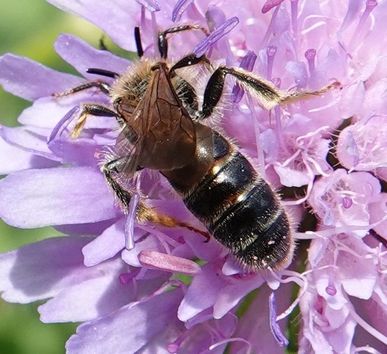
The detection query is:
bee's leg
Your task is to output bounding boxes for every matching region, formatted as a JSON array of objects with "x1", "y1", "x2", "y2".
[
  {"x1": 170, "y1": 53, "x2": 211, "y2": 74},
  {"x1": 102, "y1": 157, "x2": 133, "y2": 209},
  {"x1": 86, "y1": 68, "x2": 120, "y2": 79},
  {"x1": 71, "y1": 104, "x2": 117, "y2": 138},
  {"x1": 138, "y1": 206, "x2": 211, "y2": 241},
  {"x1": 53, "y1": 80, "x2": 111, "y2": 97},
  {"x1": 102, "y1": 158, "x2": 210, "y2": 240},
  {"x1": 158, "y1": 25, "x2": 209, "y2": 59},
  {"x1": 134, "y1": 27, "x2": 144, "y2": 58},
  {"x1": 196, "y1": 66, "x2": 341, "y2": 120}
]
